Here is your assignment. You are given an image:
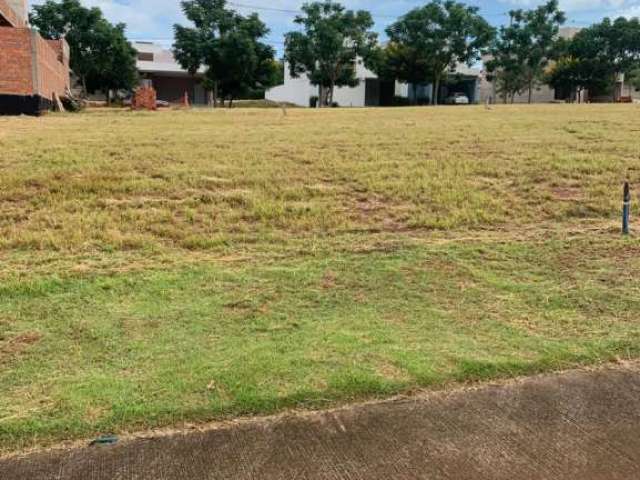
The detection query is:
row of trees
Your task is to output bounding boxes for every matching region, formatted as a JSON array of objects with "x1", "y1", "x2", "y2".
[
  {"x1": 28, "y1": 0, "x2": 640, "y2": 106},
  {"x1": 284, "y1": 0, "x2": 640, "y2": 106},
  {"x1": 281, "y1": 0, "x2": 493, "y2": 106}
]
